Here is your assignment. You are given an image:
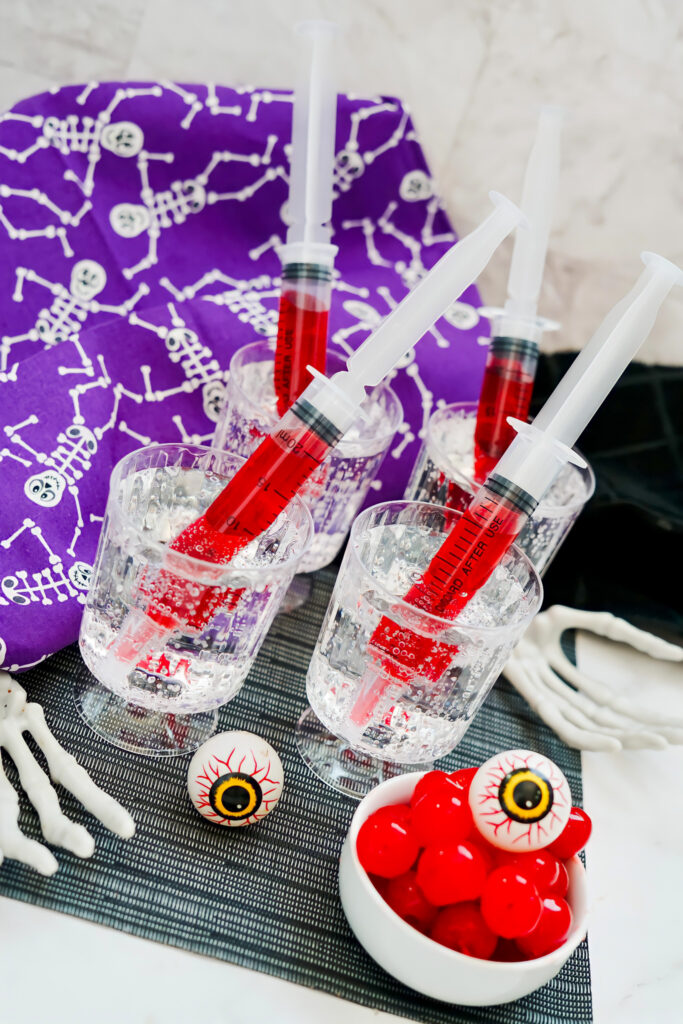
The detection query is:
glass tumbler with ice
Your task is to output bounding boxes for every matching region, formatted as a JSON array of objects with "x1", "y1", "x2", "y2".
[
  {"x1": 297, "y1": 500, "x2": 543, "y2": 798},
  {"x1": 78, "y1": 443, "x2": 312, "y2": 756},
  {"x1": 404, "y1": 402, "x2": 595, "y2": 576},
  {"x1": 213, "y1": 339, "x2": 403, "y2": 574}
]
